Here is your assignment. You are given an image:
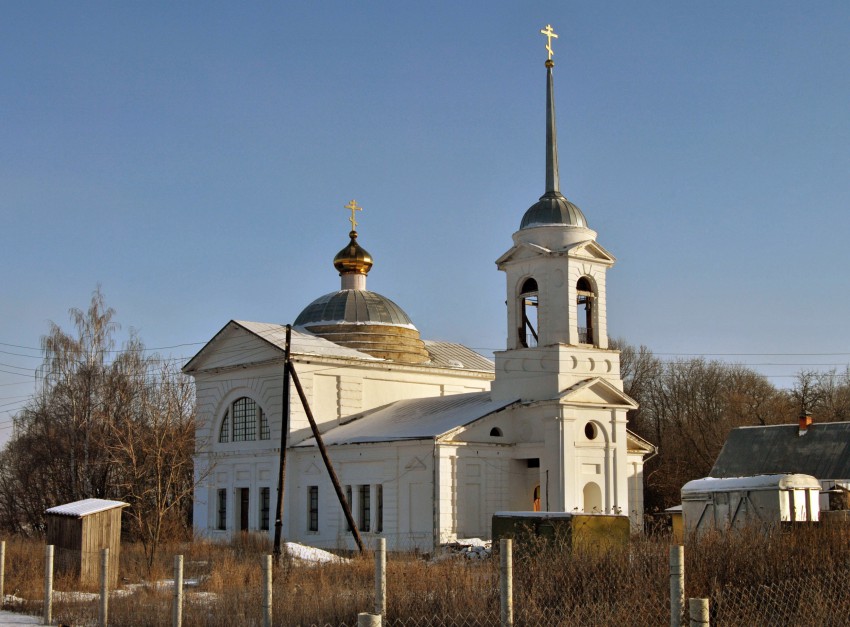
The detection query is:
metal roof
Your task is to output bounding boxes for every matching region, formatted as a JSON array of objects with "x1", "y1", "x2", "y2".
[
  {"x1": 710, "y1": 422, "x2": 850, "y2": 480},
  {"x1": 45, "y1": 498, "x2": 128, "y2": 518},
  {"x1": 520, "y1": 191, "x2": 588, "y2": 229},
  {"x1": 294, "y1": 290, "x2": 417, "y2": 329},
  {"x1": 294, "y1": 392, "x2": 516, "y2": 446},
  {"x1": 423, "y1": 341, "x2": 494, "y2": 372}
]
